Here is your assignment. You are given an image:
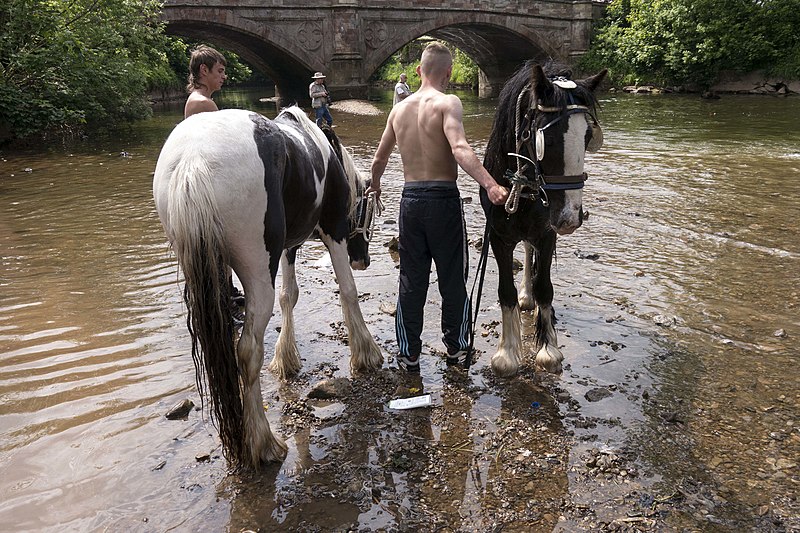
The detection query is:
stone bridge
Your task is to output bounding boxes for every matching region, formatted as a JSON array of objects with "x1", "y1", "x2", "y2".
[{"x1": 162, "y1": 1, "x2": 605, "y2": 101}]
